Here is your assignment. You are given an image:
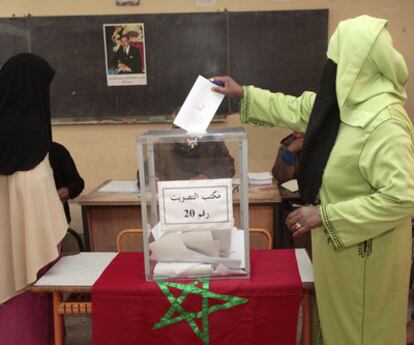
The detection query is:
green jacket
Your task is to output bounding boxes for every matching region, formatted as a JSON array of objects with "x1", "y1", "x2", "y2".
[{"x1": 240, "y1": 15, "x2": 414, "y2": 345}]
